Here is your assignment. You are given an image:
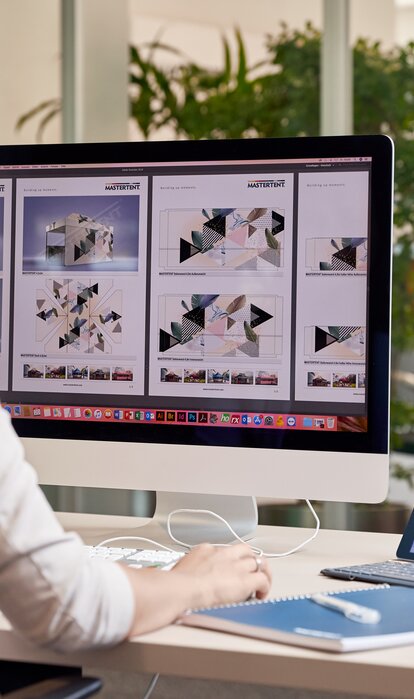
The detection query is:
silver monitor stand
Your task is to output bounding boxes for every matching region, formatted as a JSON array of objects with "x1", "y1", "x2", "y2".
[{"x1": 111, "y1": 492, "x2": 258, "y2": 548}]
